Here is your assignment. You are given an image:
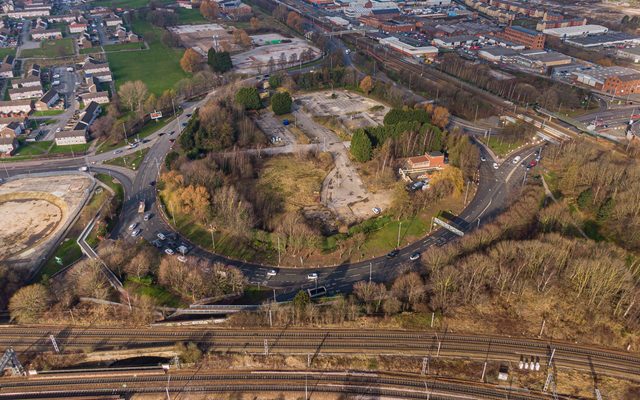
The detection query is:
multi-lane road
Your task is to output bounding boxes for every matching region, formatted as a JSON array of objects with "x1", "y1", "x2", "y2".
[{"x1": 1, "y1": 83, "x2": 542, "y2": 301}]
